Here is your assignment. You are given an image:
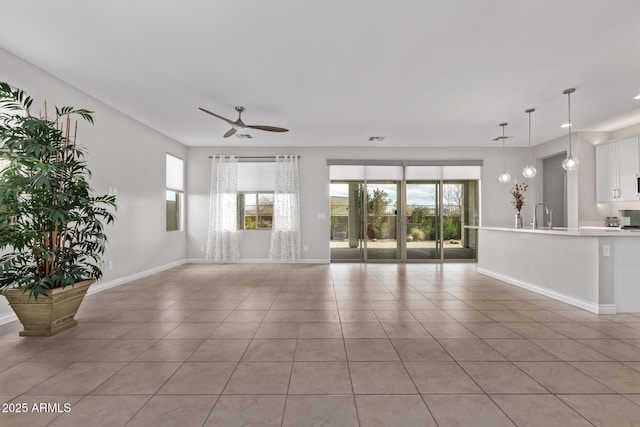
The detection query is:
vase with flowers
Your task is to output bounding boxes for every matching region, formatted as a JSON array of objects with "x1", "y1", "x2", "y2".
[{"x1": 510, "y1": 179, "x2": 527, "y2": 228}]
